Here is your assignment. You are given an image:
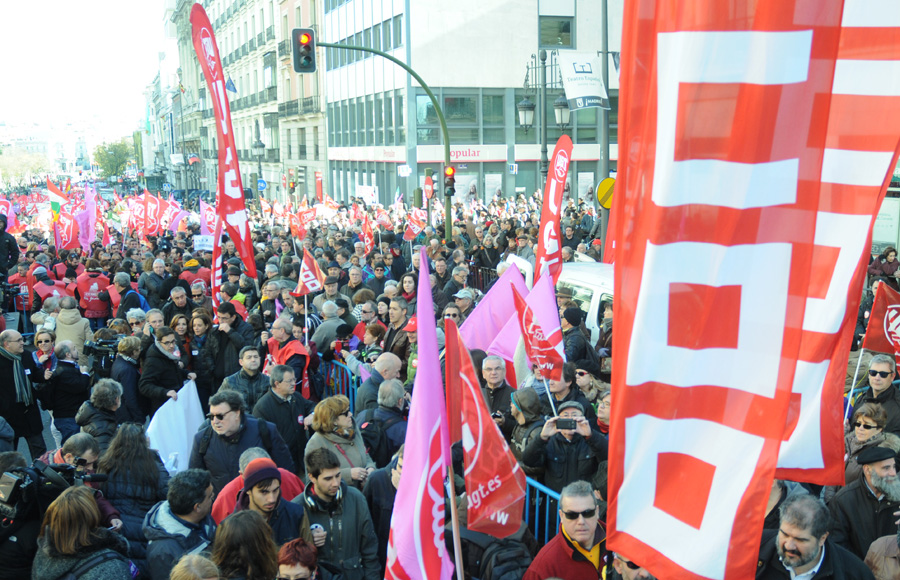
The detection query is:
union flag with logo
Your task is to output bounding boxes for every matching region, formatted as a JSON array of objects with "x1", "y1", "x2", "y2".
[
  {"x1": 862, "y1": 282, "x2": 900, "y2": 359},
  {"x1": 608, "y1": 1, "x2": 900, "y2": 579},
  {"x1": 291, "y1": 250, "x2": 326, "y2": 297}
]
